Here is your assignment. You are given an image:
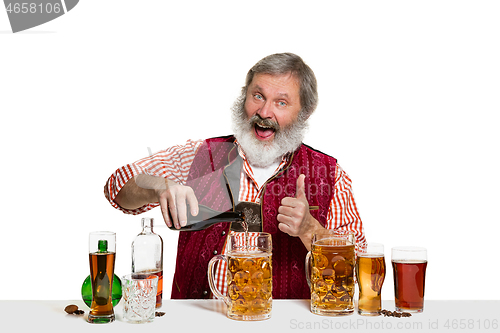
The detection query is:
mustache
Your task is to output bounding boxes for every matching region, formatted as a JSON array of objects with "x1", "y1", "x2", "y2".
[{"x1": 249, "y1": 115, "x2": 280, "y2": 132}]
